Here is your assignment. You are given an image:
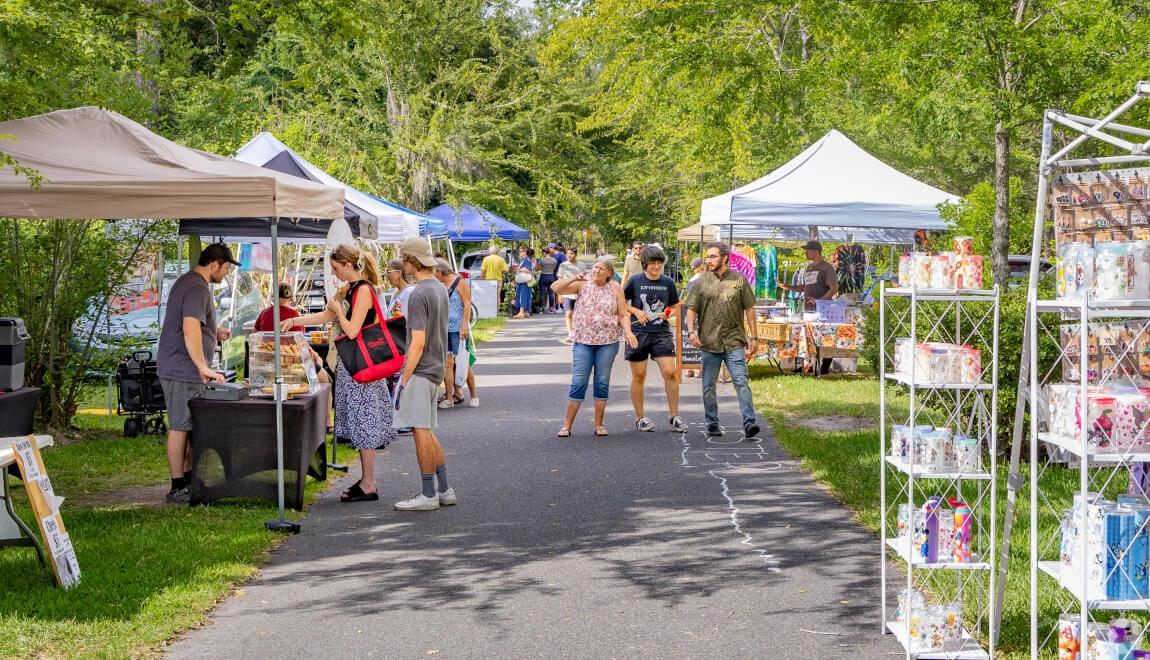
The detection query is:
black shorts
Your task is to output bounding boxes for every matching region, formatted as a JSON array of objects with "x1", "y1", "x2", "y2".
[
  {"x1": 563, "y1": 298, "x2": 576, "y2": 312},
  {"x1": 624, "y1": 332, "x2": 676, "y2": 362}
]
